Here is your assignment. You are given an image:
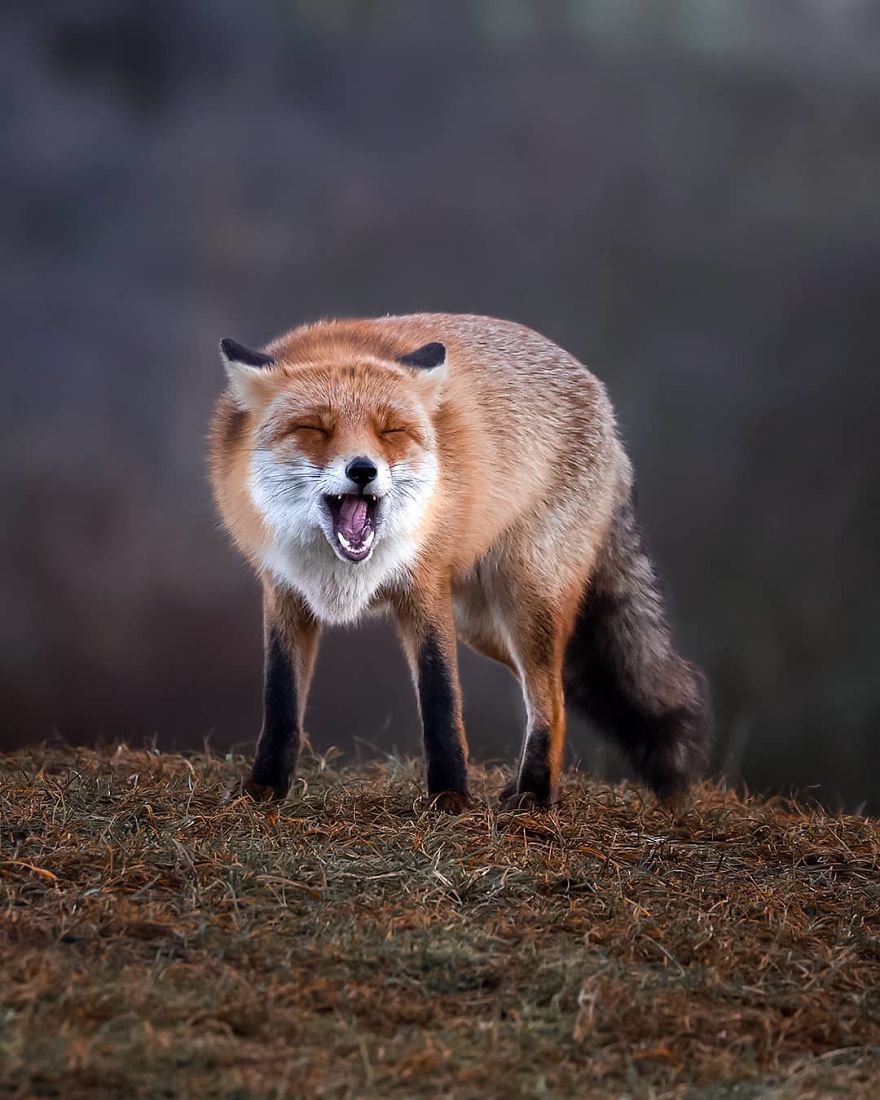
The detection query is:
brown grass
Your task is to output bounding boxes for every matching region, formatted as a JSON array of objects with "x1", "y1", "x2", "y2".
[{"x1": 1, "y1": 744, "x2": 879, "y2": 1099}]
